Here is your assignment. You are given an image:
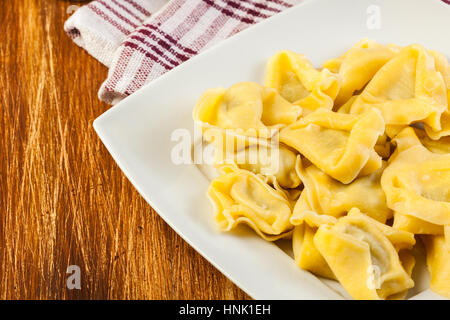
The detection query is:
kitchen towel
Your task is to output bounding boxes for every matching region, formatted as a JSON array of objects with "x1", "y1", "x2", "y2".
[{"x1": 65, "y1": 0, "x2": 302, "y2": 104}]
